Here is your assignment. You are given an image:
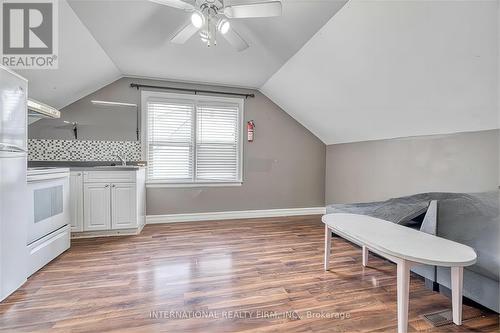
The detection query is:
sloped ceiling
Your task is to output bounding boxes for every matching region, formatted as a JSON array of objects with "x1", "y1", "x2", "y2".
[
  {"x1": 262, "y1": 0, "x2": 499, "y2": 145},
  {"x1": 16, "y1": 0, "x2": 120, "y2": 109},
  {"x1": 66, "y1": 0, "x2": 347, "y2": 88},
  {"x1": 16, "y1": 0, "x2": 499, "y2": 145},
  {"x1": 17, "y1": 0, "x2": 348, "y2": 110}
]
